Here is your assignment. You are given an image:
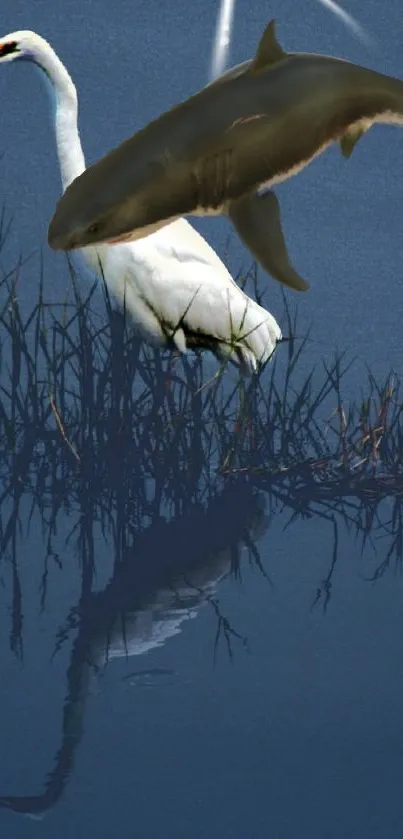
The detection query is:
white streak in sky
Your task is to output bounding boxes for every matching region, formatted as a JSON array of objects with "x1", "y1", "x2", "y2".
[
  {"x1": 207, "y1": 0, "x2": 372, "y2": 85},
  {"x1": 315, "y1": 0, "x2": 374, "y2": 47},
  {"x1": 209, "y1": 0, "x2": 236, "y2": 81}
]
